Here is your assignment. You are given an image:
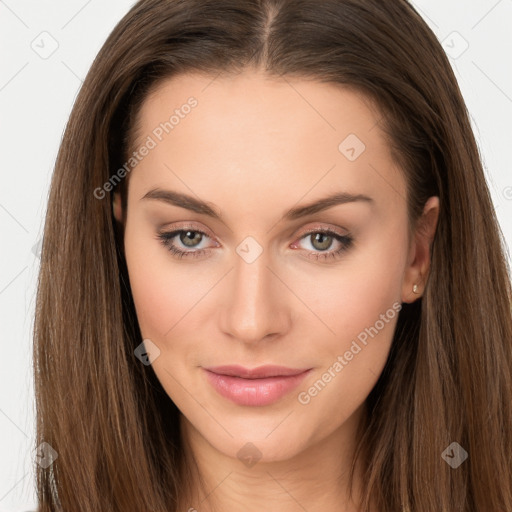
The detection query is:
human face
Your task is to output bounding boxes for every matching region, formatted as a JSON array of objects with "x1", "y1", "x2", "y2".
[{"x1": 117, "y1": 70, "x2": 417, "y2": 463}]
